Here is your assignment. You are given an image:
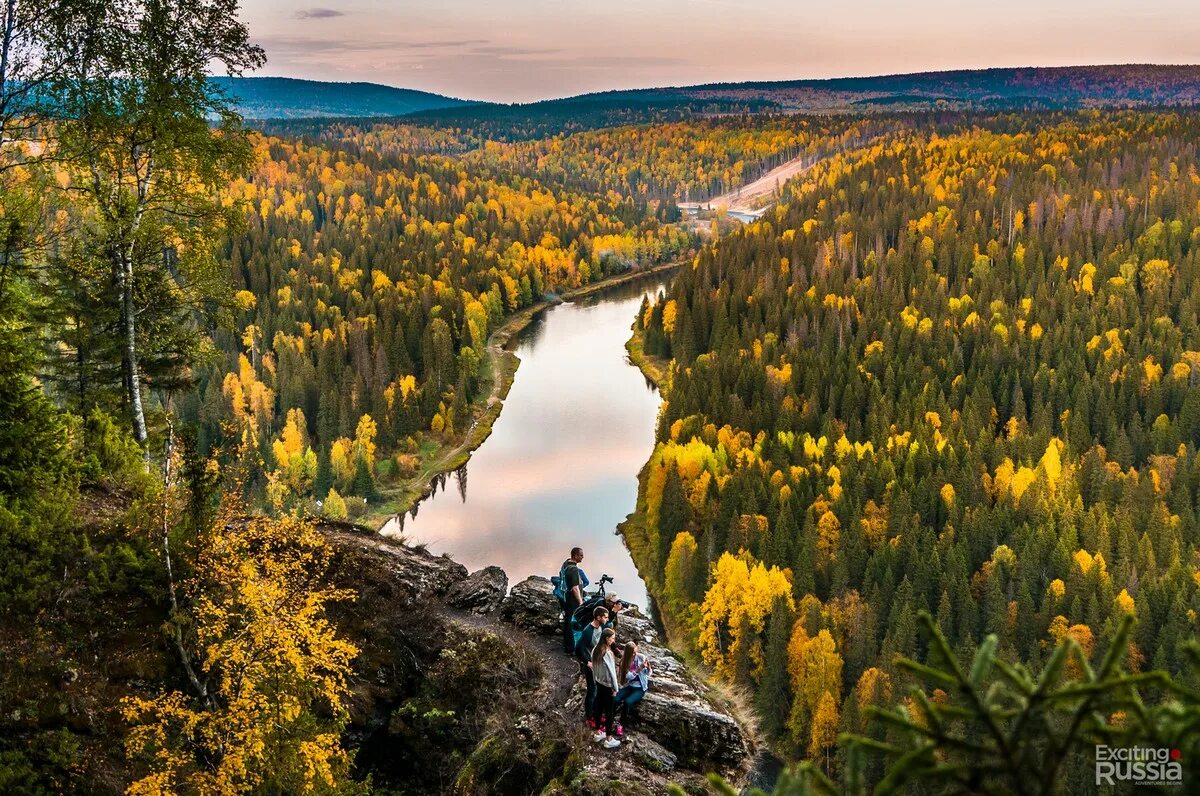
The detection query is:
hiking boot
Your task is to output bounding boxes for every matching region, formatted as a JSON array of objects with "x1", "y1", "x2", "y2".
[
  {"x1": 592, "y1": 730, "x2": 607, "y2": 743},
  {"x1": 602, "y1": 737, "x2": 621, "y2": 750}
]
